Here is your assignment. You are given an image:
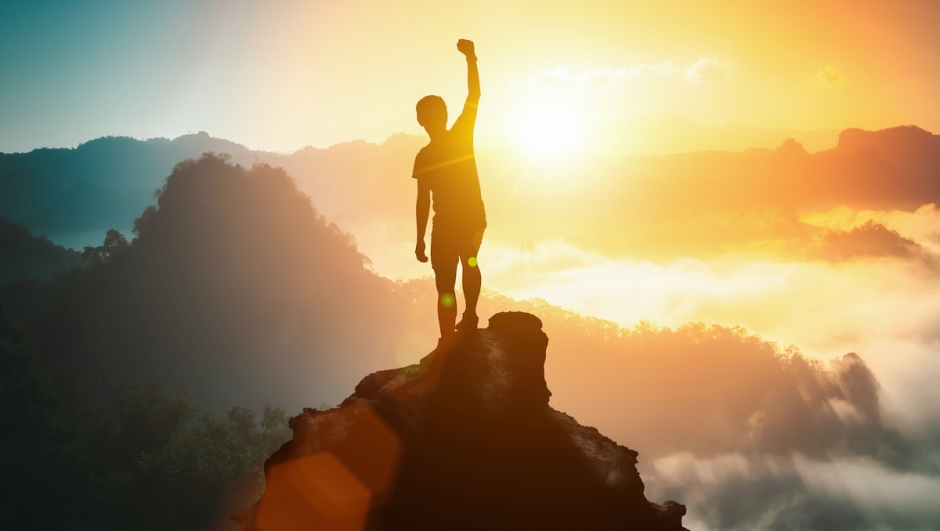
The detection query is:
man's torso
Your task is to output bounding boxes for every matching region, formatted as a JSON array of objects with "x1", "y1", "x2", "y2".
[{"x1": 413, "y1": 127, "x2": 486, "y2": 233}]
